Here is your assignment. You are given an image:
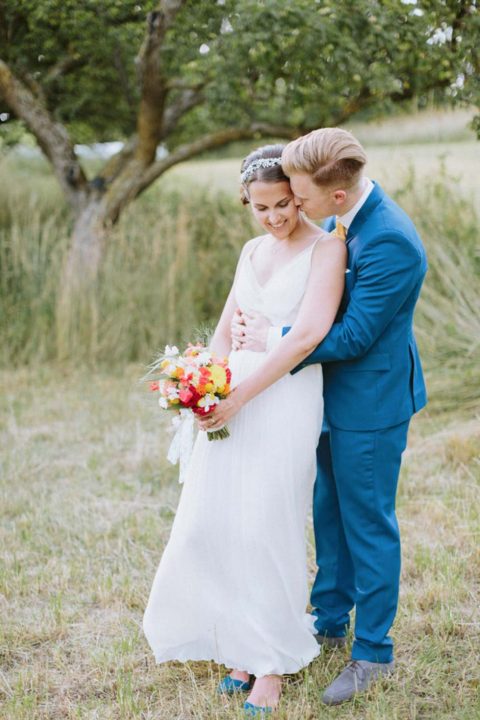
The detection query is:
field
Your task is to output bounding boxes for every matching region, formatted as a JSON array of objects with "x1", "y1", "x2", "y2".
[
  {"x1": 169, "y1": 141, "x2": 480, "y2": 206},
  {"x1": 1, "y1": 110, "x2": 480, "y2": 719},
  {"x1": 1, "y1": 368, "x2": 479, "y2": 720},
  {"x1": 168, "y1": 108, "x2": 480, "y2": 203}
]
